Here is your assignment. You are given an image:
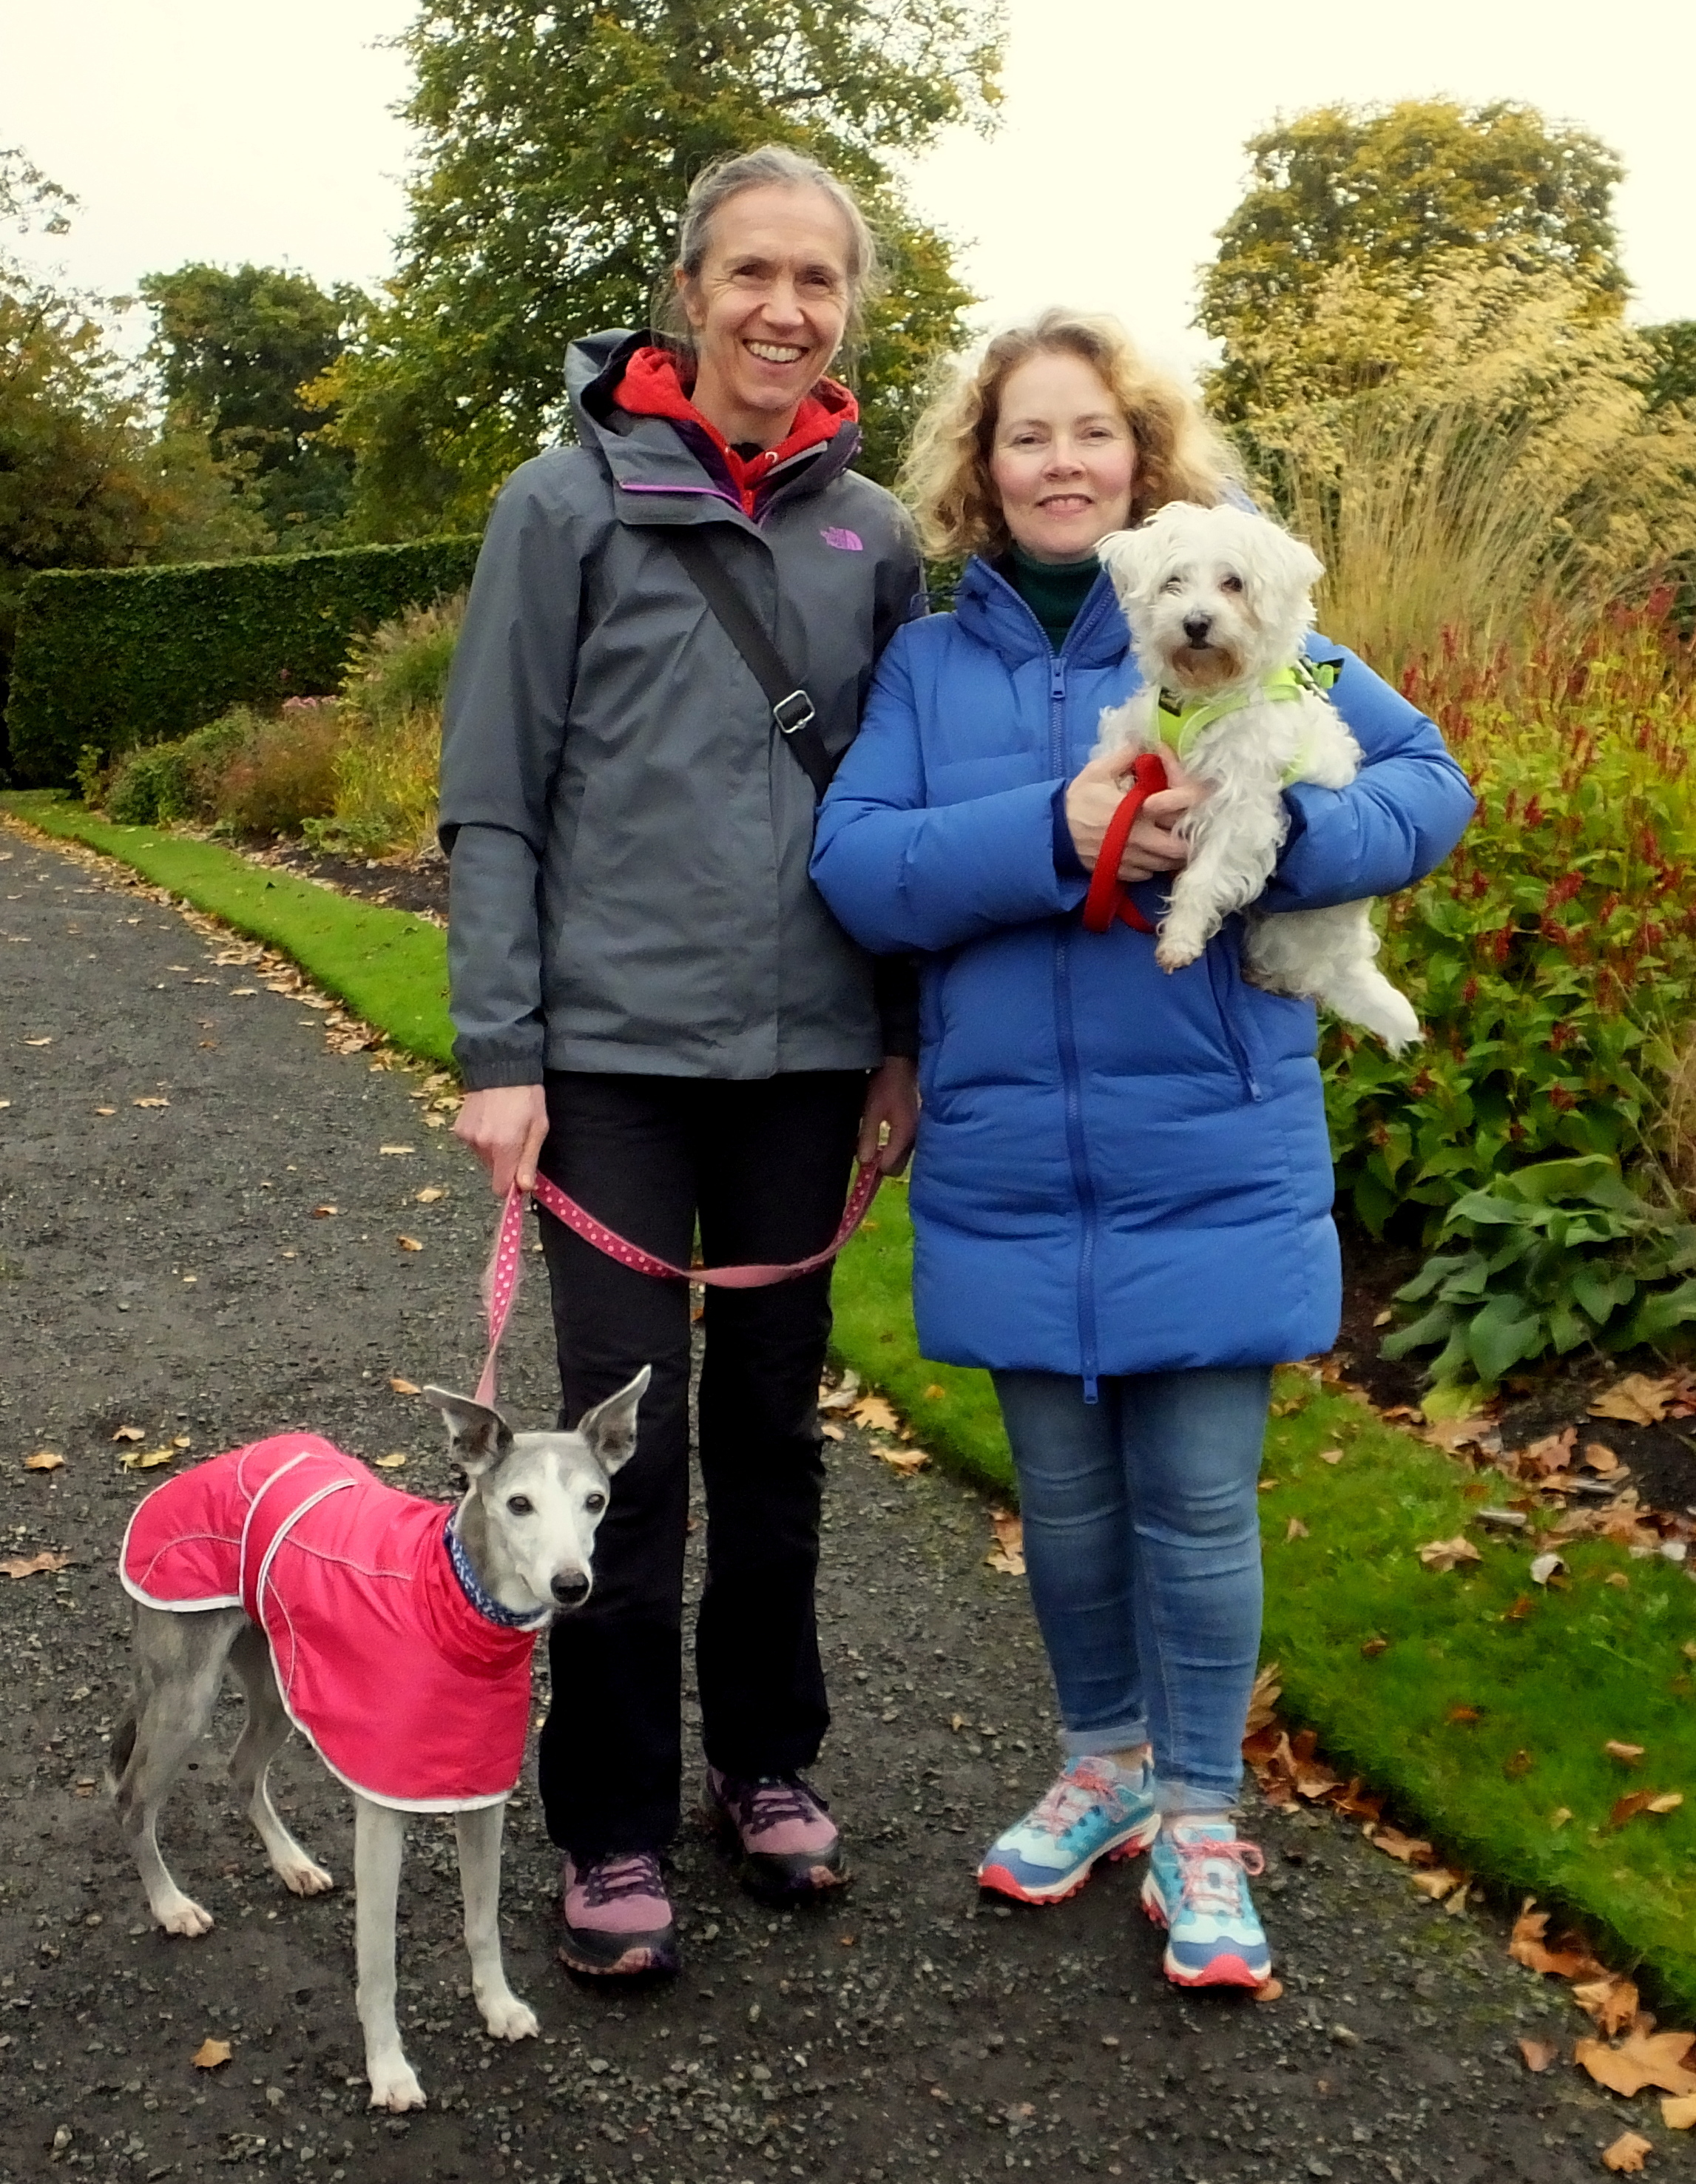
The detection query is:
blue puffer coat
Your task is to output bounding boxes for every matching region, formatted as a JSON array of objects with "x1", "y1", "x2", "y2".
[{"x1": 811, "y1": 556, "x2": 1475, "y2": 1388}]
